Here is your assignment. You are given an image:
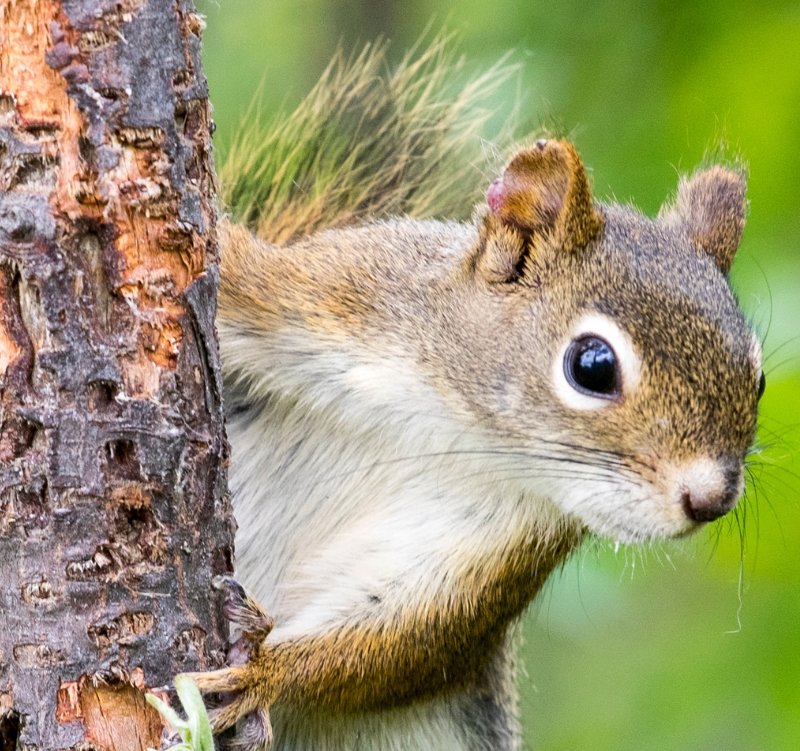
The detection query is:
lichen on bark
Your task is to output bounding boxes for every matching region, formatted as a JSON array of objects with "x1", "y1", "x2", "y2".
[{"x1": 0, "y1": 1, "x2": 233, "y2": 748}]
